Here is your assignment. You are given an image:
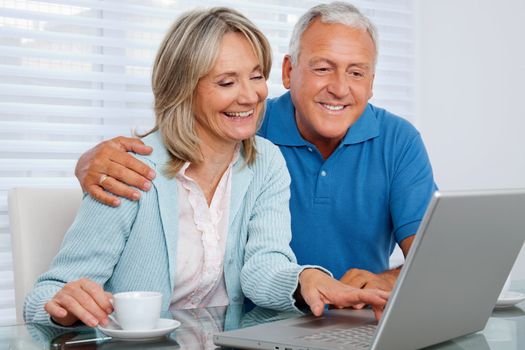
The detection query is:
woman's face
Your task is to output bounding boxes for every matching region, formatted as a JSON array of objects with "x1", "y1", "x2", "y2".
[{"x1": 193, "y1": 32, "x2": 268, "y2": 148}]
